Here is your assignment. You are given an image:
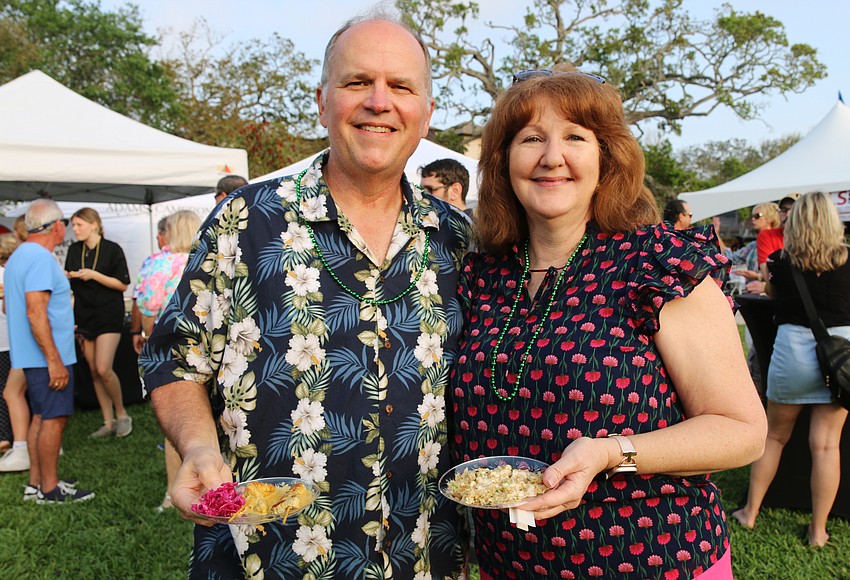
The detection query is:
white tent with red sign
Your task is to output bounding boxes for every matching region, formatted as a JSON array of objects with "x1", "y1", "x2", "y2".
[{"x1": 680, "y1": 99, "x2": 850, "y2": 221}]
